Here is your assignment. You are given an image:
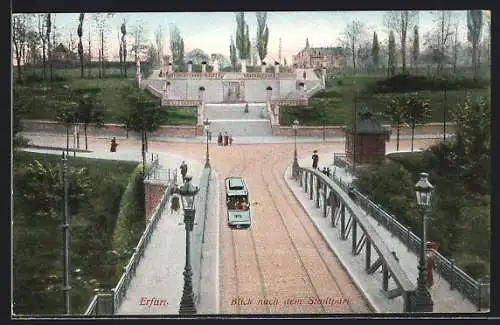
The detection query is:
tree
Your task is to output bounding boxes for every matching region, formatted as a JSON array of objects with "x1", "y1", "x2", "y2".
[
  {"x1": 412, "y1": 25, "x2": 420, "y2": 73},
  {"x1": 121, "y1": 20, "x2": 128, "y2": 78},
  {"x1": 235, "y1": 12, "x2": 251, "y2": 63},
  {"x1": 123, "y1": 89, "x2": 162, "y2": 175},
  {"x1": 93, "y1": 13, "x2": 114, "y2": 78},
  {"x1": 467, "y1": 10, "x2": 483, "y2": 80},
  {"x1": 342, "y1": 20, "x2": 364, "y2": 72},
  {"x1": 75, "y1": 89, "x2": 105, "y2": 150},
  {"x1": 371, "y1": 31, "x2": 380, "y2": 71},
  {"x1": 383, "y1": 94, "x2": 406, "y2": 151},
  {"x1": 388, "y1": 30, "x2": 396, "y2": 76},
  {"x1": 77, "y1": 13, "x2": 85, "y2": 79},
  {"x1": 229, "y1": 36, "x2": 237, "y2": 71},
  {"x1": 54, "y1": 100, "x2": 78, "y2": 154},
  {"x1": 386, "y1": 11, "x2": 419, "y2": 73},
  {"x1": 46, "y1": 14, "x2": 53, "y2": 81},
  {"x1": 185, "y1": 48, "x2": 210, "y2": 65},
  {"x1": 256, "y1": 12, "x2": 269, "y2": 64},
  {"x1": 170, "y1": 24, "x2": 185, "y2": 71},
  {"x1": 402, "y1": 93, "x2": 431, "y2": 152},
  {"x1": 210, "y1": 53, "x2": 230, "y2": 69},
  {"x1": 155, "y1": 26, "x2": 165, "y2": 68},
  {"x1": 37, "y1": 14, "x2": 48, "y2": 81},
  {"x1": 12, "y1": 14, "x2": 27, "y2": 83},
  {"x1": 451, "y1": 22, "x2": 460, "y2": 74},
  {"x1": 431, "y1": 11, "x2": 454, "y2": 75}
]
